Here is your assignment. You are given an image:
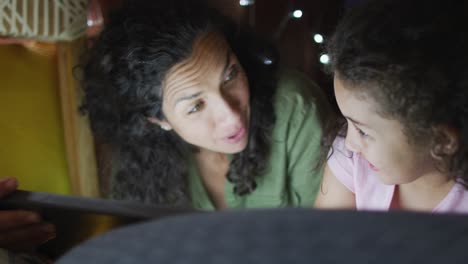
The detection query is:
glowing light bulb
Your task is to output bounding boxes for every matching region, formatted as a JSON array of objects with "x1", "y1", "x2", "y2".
[
  {"x1": 239, "y1": 0, "x2": 254, "y2": 6},
  {"x1": 292, "y1": 10, "x2": 303, "y2": 18},
  {"x1": 313, "y1": 34, "x2": 324, "y2": 44},
  {"x1": 320, "y1": 54, "x2": 330, "y2": 64},
  {"x1": 263, "y1": 58, "x2": 273, "y2": 65}
]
